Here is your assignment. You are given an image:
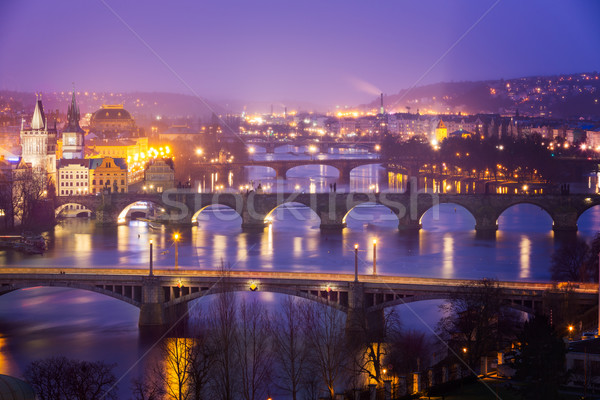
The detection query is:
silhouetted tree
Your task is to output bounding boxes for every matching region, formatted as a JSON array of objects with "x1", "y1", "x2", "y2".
[
  {"x1": 551, "y1": 237, "x2": 591, "y2": 281},
  {"x1": 514, "y1": 315, "x2": 566, "y2": 400},
  {"x1": 25, "y1": 356, "x2": 118, "y2": 400},
  {"x1": 437, "y1": 279, "x2": 520, "y2": 369},
  {"x1": 269, "y1": 297, "x2": 309, "y2": 400}
]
